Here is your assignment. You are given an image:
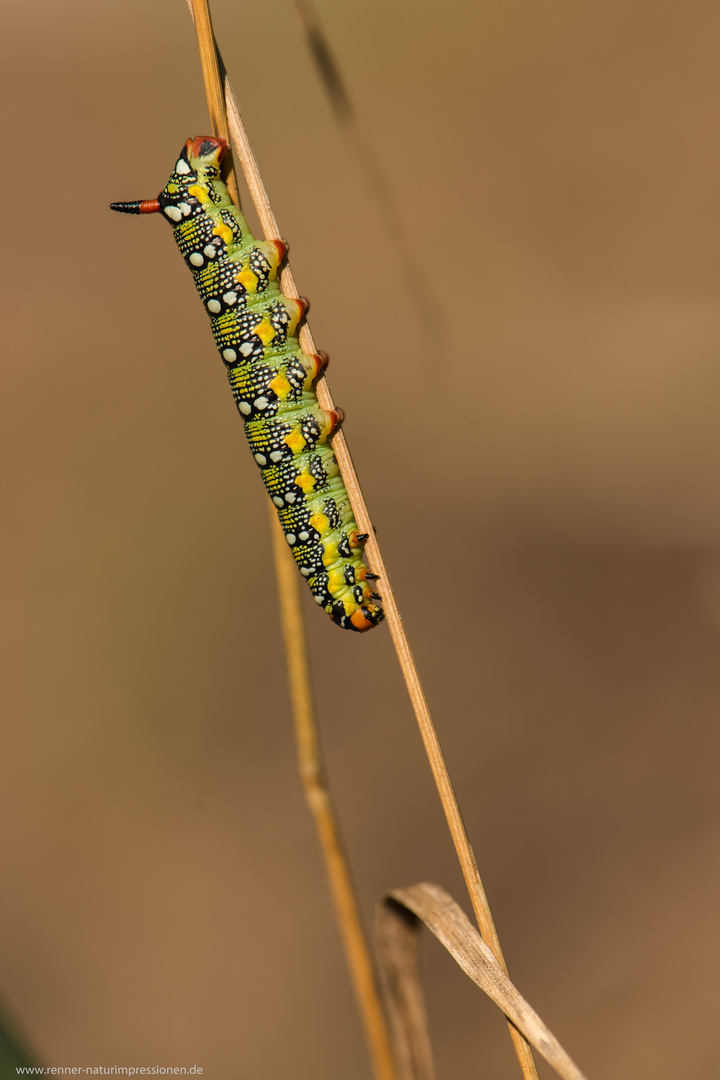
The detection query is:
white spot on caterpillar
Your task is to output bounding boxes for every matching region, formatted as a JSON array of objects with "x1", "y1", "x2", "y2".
[
  {"x1": 298, "y1": 531, "x2": 309, "y2": 542},
  {"x1": 286, "y1": 533, "x2": 297, "y2": 546},
  {"x1": 253, "y1": 396, "x2": 268, "y2": 410},
  {"x1": 272, "y1": 496, "x2": 284, "y2": 507},
  {"x1": 164, "y1": 206, "x2": 182, "y2": 222},
  {"x1": 222, "y1": 348, "x2": 236, "y2": 362},
  {"x1": 223, "y1": 291, "x2": 237, "y2": 306},
  {"x1": 285, "y1": 492, "x2": 296, "y2": 504},
  {"x1": 189, "y1": 253, "x2": 204, "y2": 267},
  {"x1": 270, "y1": 451, "x2": 283, "y2": 463},
  {"x1": 240, "y1": 343, "x2": 254, "y2": 357},
  {"x1": 300, "y1": 568, "x2": 311, "y2": 577},
  {"x1": 176, "y1": 159, "x2": 191, "y2": 175},
  {"x1": 203, "y1": 245, "x2": 217, "y2": 258},
  {"x1": 207, "y1": 299, "x2": 221, "y2": 314},
  {"x1": 238, "y1": 402, "x2": 251, "y2": 416},
  {"x1": 178, "y1": 202, "x2": 192, "y2": 217},
  {"x1": 315, "y1": 596, "x2": 324, "y2": 605},
  {"x1": 254, "y1": 453, "x2": 267, "y2": 466}
]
